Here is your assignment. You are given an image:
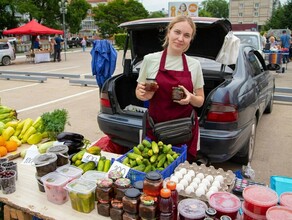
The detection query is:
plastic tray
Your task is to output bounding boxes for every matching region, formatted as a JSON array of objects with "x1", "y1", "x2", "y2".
[
  {"x1": 116, "y1": 145, "x2": 187, "y2": 183},
  {"x1": 270, "y1": 175, "x2": 292, "y2": 197}
]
